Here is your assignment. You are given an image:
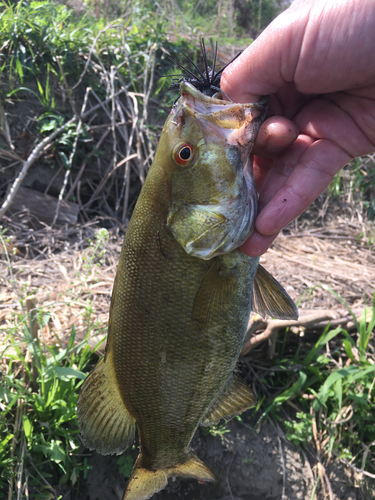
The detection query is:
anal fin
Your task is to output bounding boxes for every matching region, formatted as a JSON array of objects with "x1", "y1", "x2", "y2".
[
  {"x1": 123, "y1": 453, "x2": 215, "y2": 500},
  {"x1": 77, "y1": 351, "x2": 136, "y2": 455},
  {"x1": 252, "y1": 264, "x2": 298, "y2": 320},
  {"x1": 201, "y1": 374, "x2": 256, "y2": 427}
]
